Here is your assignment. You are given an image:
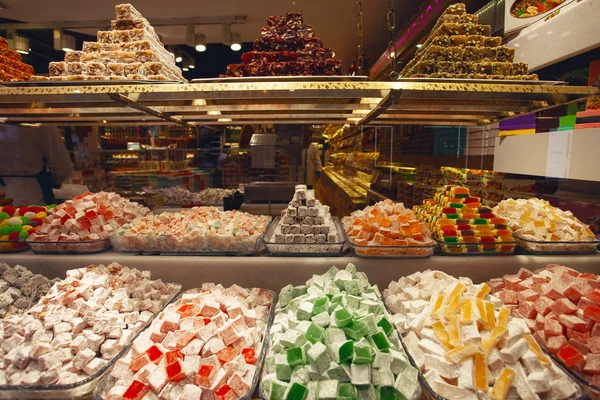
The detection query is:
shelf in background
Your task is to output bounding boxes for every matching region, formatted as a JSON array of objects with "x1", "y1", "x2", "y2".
[
  {"x1": 395, "y1": 154, "x2": 494, "y2": 170},
  {"x1": 0, "y1": 80, "x2": 595, "y2": 126}
]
